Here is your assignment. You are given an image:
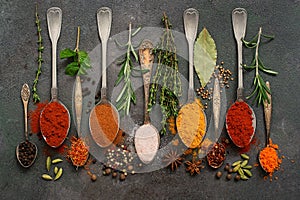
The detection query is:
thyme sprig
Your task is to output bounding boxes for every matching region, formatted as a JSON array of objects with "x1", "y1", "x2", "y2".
[
  {"x1": 32, "y1": 4, "x2": 44, "y2": 103},
  {"x1": 60, "y1": 27, "x2": 91, "y2": 76},
  {"x1": 242, "y1": 27, "x2": 278, "y2": 105},
  {"x1": 115, "y1": 23, "x2": 142, "y2": 116},
  {"x1": 148, "y1": 13, "x2": 181, "y2": 134}
]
